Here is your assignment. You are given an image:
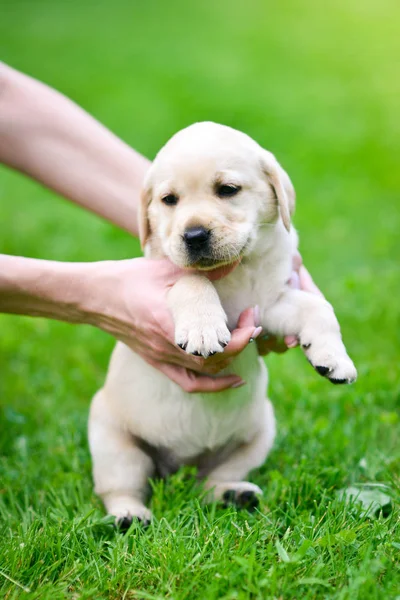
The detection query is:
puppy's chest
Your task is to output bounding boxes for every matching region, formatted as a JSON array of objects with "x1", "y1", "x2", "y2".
[
  {"x1": 117, "y1": 344, "x2": 264, "y2": 460},
  {"x1": 215, "y1": 261, "x2": 287, "y2": 329}
]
